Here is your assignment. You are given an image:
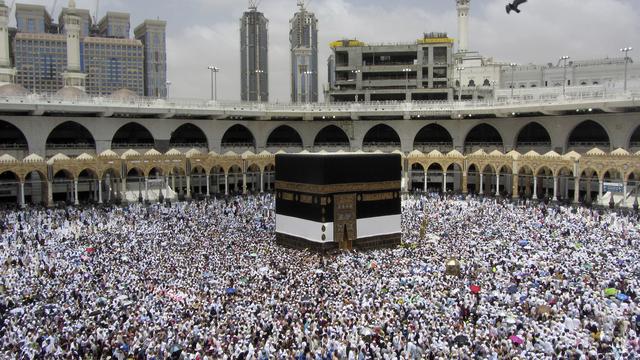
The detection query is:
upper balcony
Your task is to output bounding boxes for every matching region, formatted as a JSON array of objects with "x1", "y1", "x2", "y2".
[{"x1": 0, "y1": 85, "x2": 638, "y2": 120}]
